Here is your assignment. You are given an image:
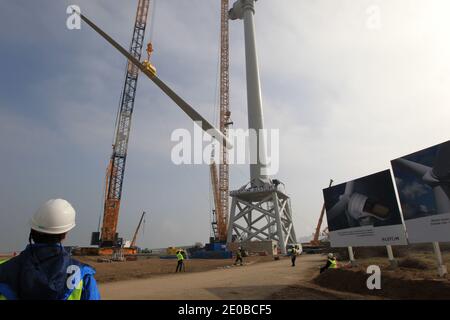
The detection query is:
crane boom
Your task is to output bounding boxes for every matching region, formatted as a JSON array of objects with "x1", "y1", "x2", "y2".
[
  {"x1": 78, "y1": 11, "x2": 232, "y2": 149},
  {"x1": 311, "y1": 179, "x2": 333, "y2": 245},
  {"x1": 218, "y1": 0, "x2": 231, "y2": 242},
  {"x1": 210, "y1": 158, "x2": 221, "y2": 233},
  {"x1": 100, "y1": 0, "x2": 151, "y2": 247},
  {"x1": 209, "y1": 1, "x2": 230, "y2": 243},
  {"x1": 131, "y1": 211, "x2": 146, "y2": 248}
]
